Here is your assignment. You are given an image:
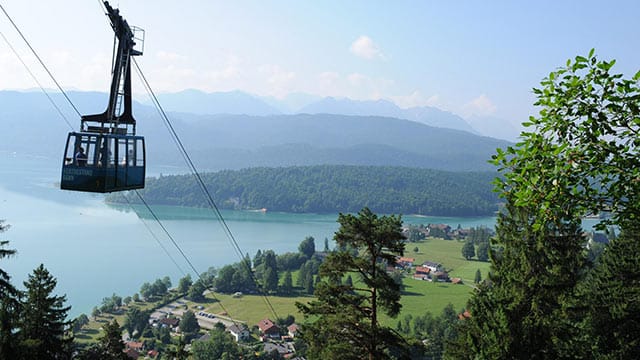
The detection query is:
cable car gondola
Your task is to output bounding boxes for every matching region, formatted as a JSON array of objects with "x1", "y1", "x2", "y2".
[{"x1": 61, "y1": 1, "x2": 145, "y2": 193}]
